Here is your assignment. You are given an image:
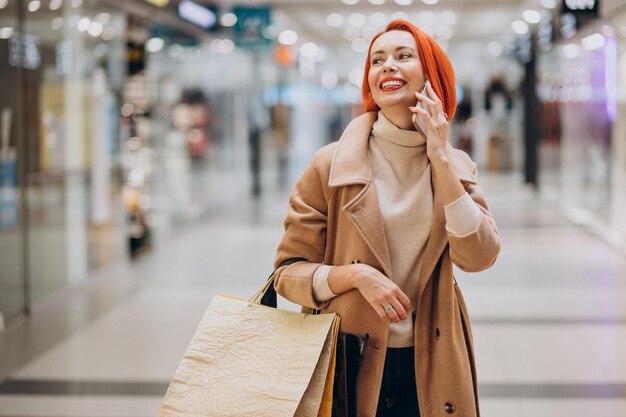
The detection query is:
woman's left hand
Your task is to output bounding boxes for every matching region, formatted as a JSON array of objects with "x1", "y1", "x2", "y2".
[{"x1": 409, "y1": 81, "x2": 450, "y2": 163}]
